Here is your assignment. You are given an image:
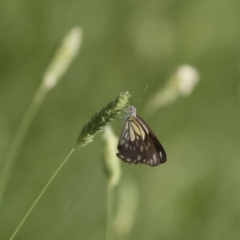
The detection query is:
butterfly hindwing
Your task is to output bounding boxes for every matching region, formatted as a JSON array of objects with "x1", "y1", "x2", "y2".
[
  {"x1": 117, "y1": 112, "x2": 167, "y2": 167},
  {"x1": 137, "y1": 116, "x2": 167, "y2": 164}
]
